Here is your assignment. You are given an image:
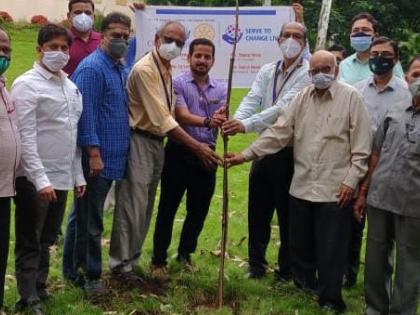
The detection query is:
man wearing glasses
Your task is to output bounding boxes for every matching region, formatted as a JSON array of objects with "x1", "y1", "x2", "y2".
[
  {"x1": 354, "y1": 56, "x2": 420, "y2": 315},
  {"x1": 109, "y1": 21, "x2": 221, "y2": 281},
  {"x1": 64, "y1": 12, "x2": 132, "y2": 296},
  {"x1": 221, "y1": 22, "x2": 311, "y2": 282},
  {"x1": 342, "y1": 37, "x2": 412, "y2": 289},
  {"x1": 225, "y1": 50, "x2": 371, "y2": 314}
]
